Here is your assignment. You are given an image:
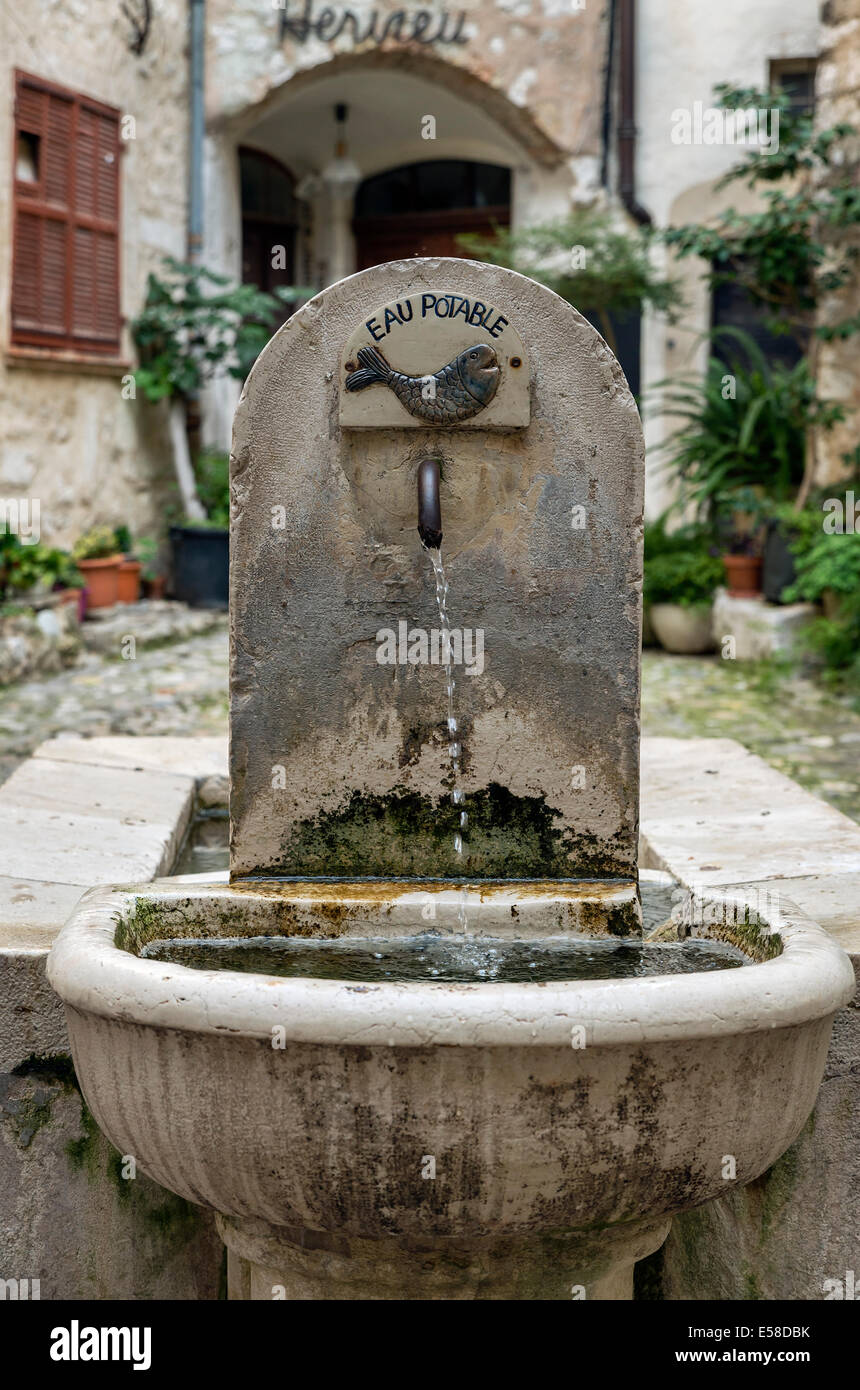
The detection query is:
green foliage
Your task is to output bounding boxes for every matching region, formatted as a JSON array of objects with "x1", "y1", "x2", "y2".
[
  {"x1": 785, "y1": 530, "x2": 860, "y2": 601},
  {"x1": 459, "y1": 208, "x2": 682, "y2": 352},
  {"x1": 651, "y1": 329, "x2": 843, "y2": 516},
  {"x1": 644, "y1": 546, "x2": 724, "y2": 609},
  {"x1": 187, "y1": 451, "x2": 230, "y2": 528},
  {"x1": 663, "y1": 84, "x2": 860, "y2": 346},
  {"x1": 71, "y1": 526, "x2": 121, "y2": 562},
  {"x1": 114, "y1": 525, "x2": 132, "y2": 554},
  {"x1": 132, "y1": 257, "x2": 311, "y2": 403},
  {"x1": 784, "y1": 531, "x2": 860, "y2": 676},
  {"x1": 132, "y1": 535, "x2": 160, "y2": 580},
  {"x1": 0, "y1": 535, "x2": 80, "y2": 599}
]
